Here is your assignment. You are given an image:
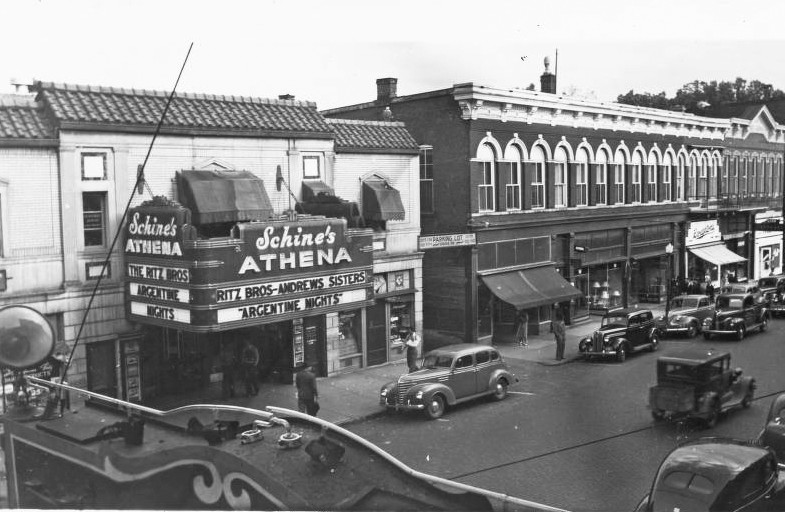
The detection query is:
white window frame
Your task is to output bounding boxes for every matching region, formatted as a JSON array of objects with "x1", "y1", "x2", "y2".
[
  {"x1": 419, "y1": 146, "x2": 434, "y2": 213},
  {"x1": 614, "y1": 164, "x2": 625, "y2": 204},
  {"x1": 506, "y1": 160, "x2": 521, "y2": 211},
  {"x1": 663, "y1": 162, "x2": 672, "y2": 202},
  {"x1": 302, "y1": 153, "x2": 322, "y2": 179},
  {"x1": 688, "y1": 156, "x2": 698, "y2": 199},
  {"x1": 82, "y1": 191, "x2": 107, "y2": 248},
  {"x1": 477, "y1": 144, "x2": 495, "y2": 212},
  {"x1": 646, "y1": 165, "x2": 657, "y2": 202},
  {"x1": 553, "y1": 149, "x2": 568, "y2": 208},
  {"x1": 81, "y1": 152, "x2": 108, "y2": 180},
  {"x1": 575, "y1": 151, "x2": 588, "y2": 206},
  {"x1": 595, "y1": 151, "x2": 608, "y2": 205}
]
